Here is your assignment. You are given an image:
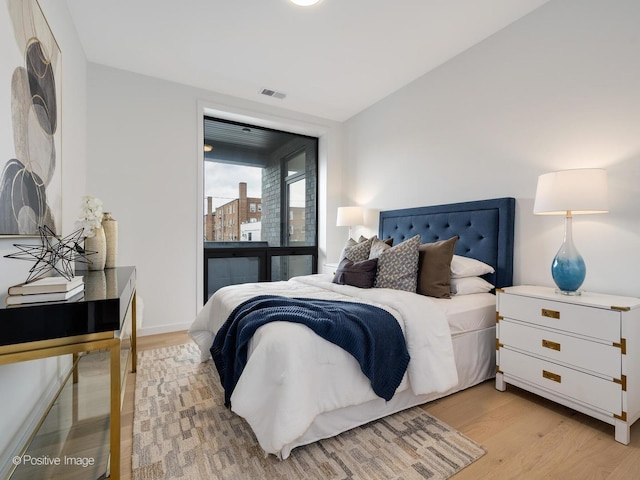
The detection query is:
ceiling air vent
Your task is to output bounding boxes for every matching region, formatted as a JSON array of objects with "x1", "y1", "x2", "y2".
[{"x1": 260, "y1": 88, "x2": 286, "y2": 100}]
